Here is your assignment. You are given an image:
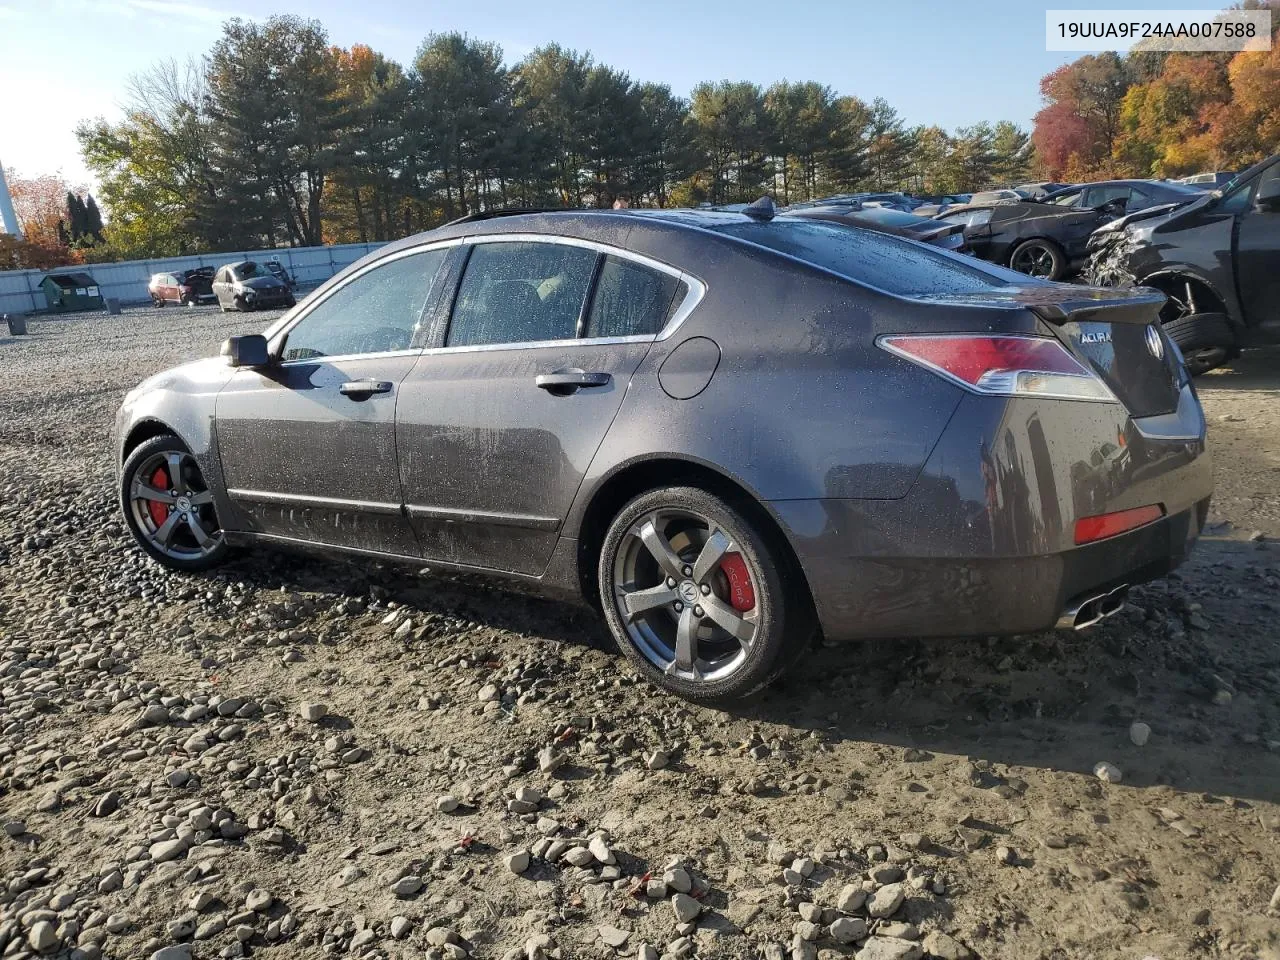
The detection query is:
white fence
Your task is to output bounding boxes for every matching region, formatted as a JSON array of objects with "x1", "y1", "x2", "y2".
[{"x1": 0, "y1": 241, "x2": 388, "y2": 315}]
